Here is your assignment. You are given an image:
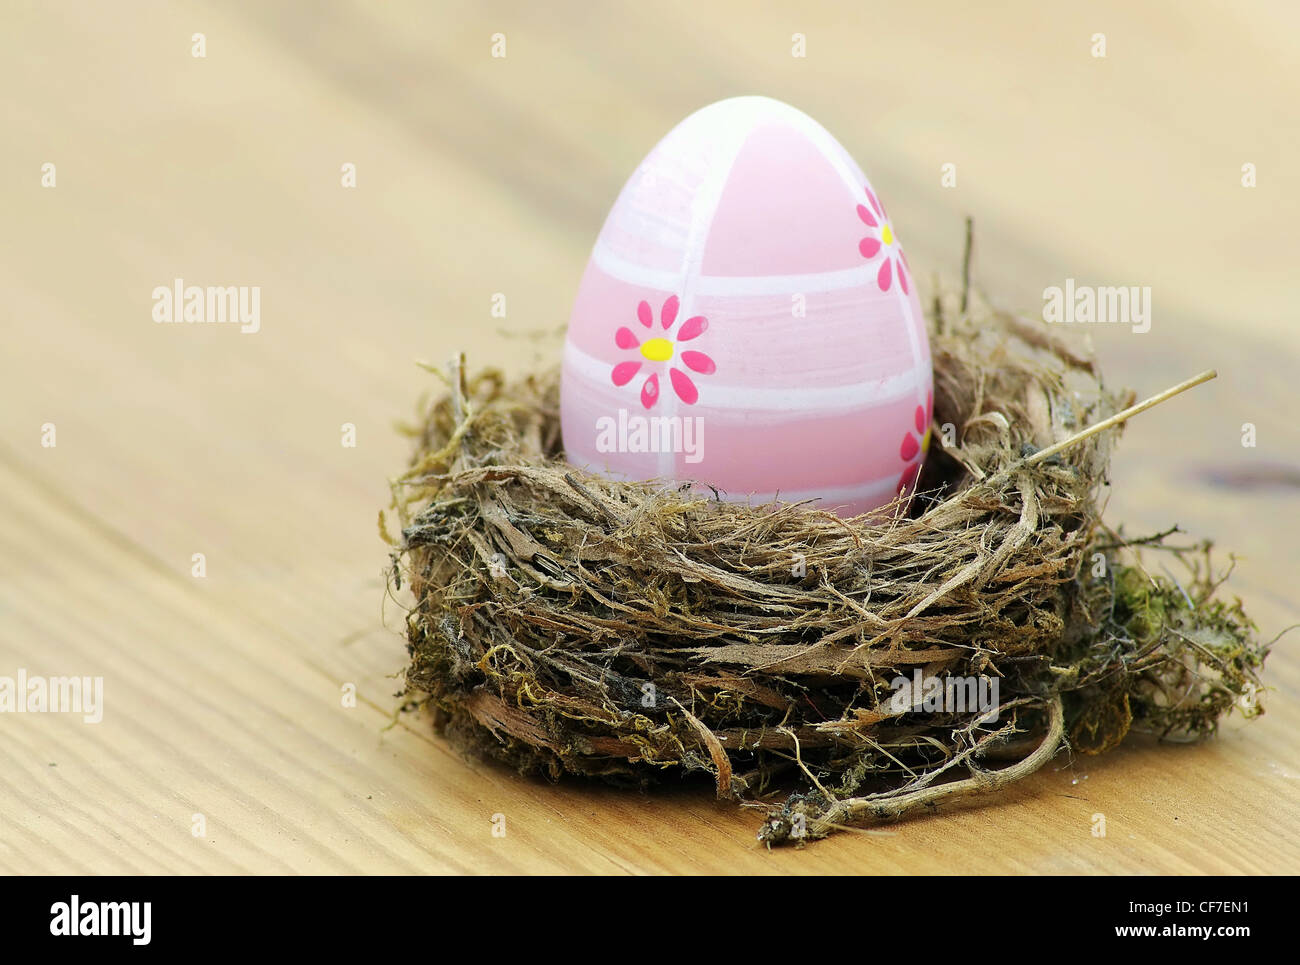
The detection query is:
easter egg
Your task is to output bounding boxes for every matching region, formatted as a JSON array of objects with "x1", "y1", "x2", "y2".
[{"x1": 560, "y1": 96, "x2": 933, "y2": 517}]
